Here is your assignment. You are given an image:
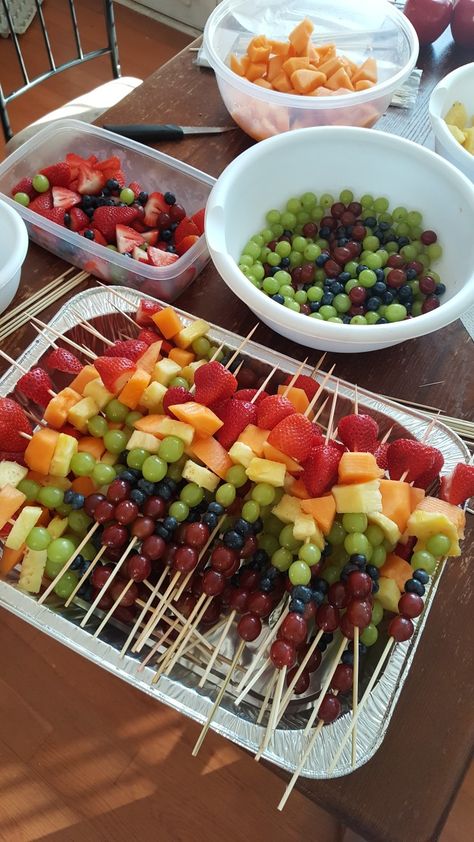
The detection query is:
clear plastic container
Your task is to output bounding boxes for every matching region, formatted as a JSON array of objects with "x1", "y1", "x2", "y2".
[
  {"x1": 0, "y1": 120, "x2": 215, "y2": 301},
  {"x1": 204, "y1": 0, "x2": 418, "y2": 140}
]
